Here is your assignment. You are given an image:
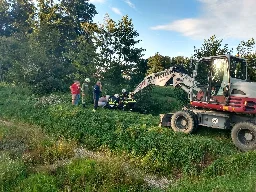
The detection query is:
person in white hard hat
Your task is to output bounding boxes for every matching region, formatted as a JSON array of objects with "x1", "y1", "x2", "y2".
[
  {"x1": 81, "y1": 78, "x2": 90, "y2": 107},
  {"x1": 119, "y1": 88, "x2": 129, "y2": 108}
]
